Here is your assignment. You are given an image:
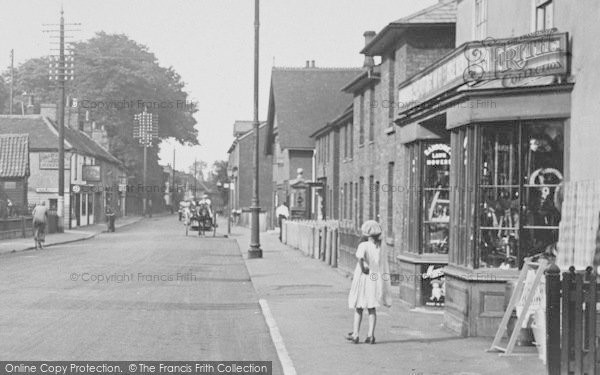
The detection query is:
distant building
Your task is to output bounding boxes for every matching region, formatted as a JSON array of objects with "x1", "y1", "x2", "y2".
[
  {"x1": 0, "y1": 104, "x2": 126, "y2": 229},
  {"x1": 228, "y1": 121, "x2": 273, "y2": 230},
  {"x1": 264, "y1": 63, "x2": 361, "y2": 221}
]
